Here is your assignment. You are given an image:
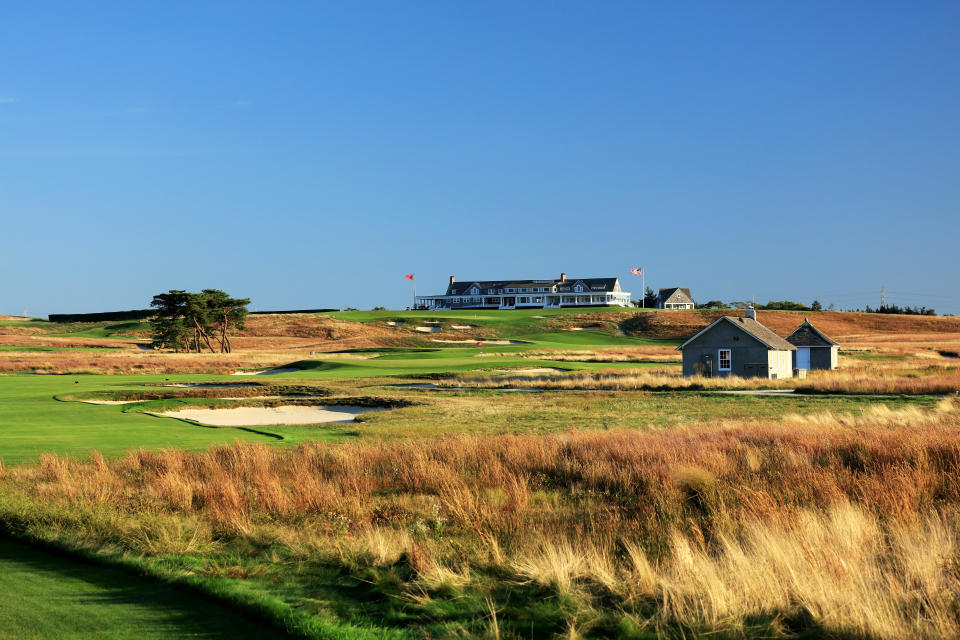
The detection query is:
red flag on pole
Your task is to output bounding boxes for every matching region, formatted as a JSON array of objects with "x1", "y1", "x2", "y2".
[{"x1": 404, "y1": 274, "x2": 414, "y2": 280}]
